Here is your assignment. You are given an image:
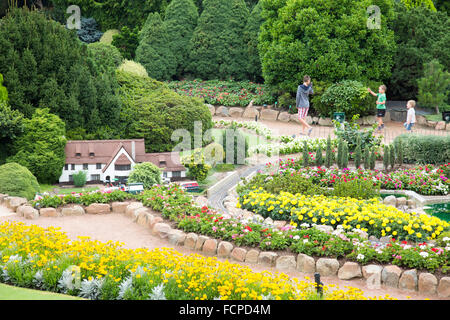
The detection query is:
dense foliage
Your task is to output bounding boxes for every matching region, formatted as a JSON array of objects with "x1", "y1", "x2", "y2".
[
  {"x1": 319, "y1": 81, "x2": 376, "y2": 118},
  {"x1": 0, "y1": 102, "x2": 24, "y2": 164},
  {"x1": 388, "y1": 2, "x2": 449, "y2": 99},
  {"x1": 116, "y1": 70, "x2": 213, "y2": 153},
  {"x1": 7, "y1": 108, "x2": 67, "y2": 184},
  {"x1": 128, "y1": 162, "x2": 162, "y2": 189},
  {"x1": 76, "y1": 17, "x2": 103, "y2": 43},
  {"x1": 0, "y1": 8, "x2": 121, "y2": 132},
  {"x1": 417, "y1": 59, "x2": 450, "y2": 113},
  {"x1": 87, "y1": 42, "x2": 123, "y2": 75},
  {"x1": 244, "y1": 1, "x2": 264, "y2": 82},
  {"x1": 111, "y1": 26, "x2": 140, "y2": 60},
  {"x1": 258, "y1": 0, "x2": 397, "y2": 93},
  {"x1": 394, "y1": 134, "x2": 450, "y2": 165},
  {"x1": 163, "y1": 0, "x2": 199, "y2": 79},
  {"x1": 136, "y1": 13, "x2": 176, "y2": 80},
  {"x1": 0, "y1": 162, "x2": 40, "y2": 200},
  {"x1": 188, "y1": 0, "x2": 250, "y2": 80}
]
